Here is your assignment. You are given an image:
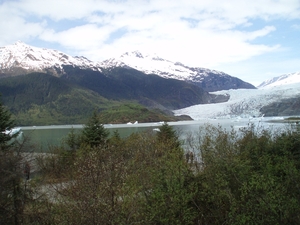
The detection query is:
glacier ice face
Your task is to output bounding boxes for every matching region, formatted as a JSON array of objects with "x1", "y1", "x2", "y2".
[{"x1": 173, "y1": 82, "x2": 300, "y2": 120}]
